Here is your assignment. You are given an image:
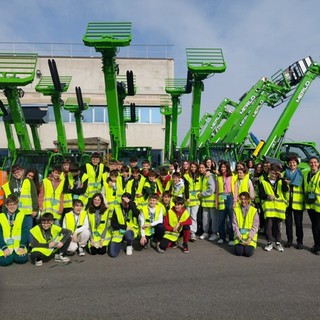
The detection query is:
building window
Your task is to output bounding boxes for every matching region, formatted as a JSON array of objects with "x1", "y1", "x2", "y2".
[{"x1": 94, "y1": 107, "x2": 105, "y2": 123}]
